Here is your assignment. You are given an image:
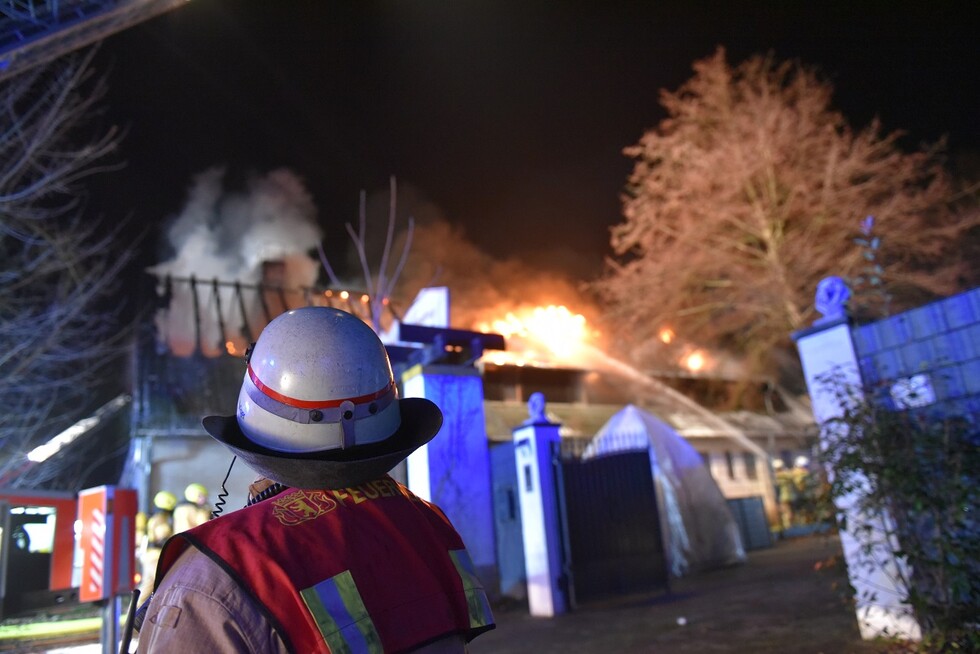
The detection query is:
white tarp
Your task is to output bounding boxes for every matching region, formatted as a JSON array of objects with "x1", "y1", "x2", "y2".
[{"x1": 583, "y1": 404, "x2": 746, "y2": 577}]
